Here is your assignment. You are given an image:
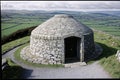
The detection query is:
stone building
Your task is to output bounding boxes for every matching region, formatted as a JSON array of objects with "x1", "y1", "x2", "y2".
[{"x1": 21, "y1": 14, "x2": 101, "y2": 65}]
